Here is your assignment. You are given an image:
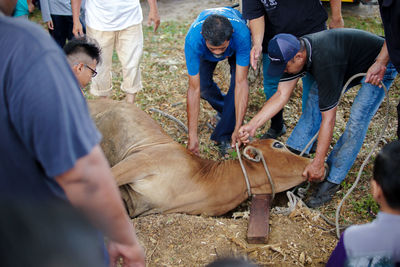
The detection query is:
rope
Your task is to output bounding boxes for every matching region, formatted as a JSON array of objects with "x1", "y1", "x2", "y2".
[
  {"x1": 236, "y1": 143, "x2": 252, "y2": 198},
  {"x1": 335, "y1": 74, "x2": 390, "y2": 238},
  {"x1": 148, "y1": 108, "x2": 188, "y2": 133},
  {"x1": 235, "y1": 143, "x2": 276, "y2": 200}
]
